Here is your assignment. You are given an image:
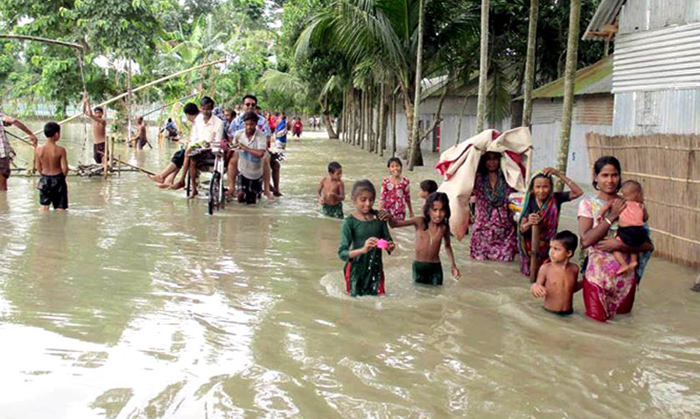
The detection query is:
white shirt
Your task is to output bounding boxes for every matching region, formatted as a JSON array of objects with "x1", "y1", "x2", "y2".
[
  {"x1": 189, "y1": 113, "x2": 224, "y2": 149},
  {"x1": 235, "y1": 129, "x2": 267, "y2": 179}
]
